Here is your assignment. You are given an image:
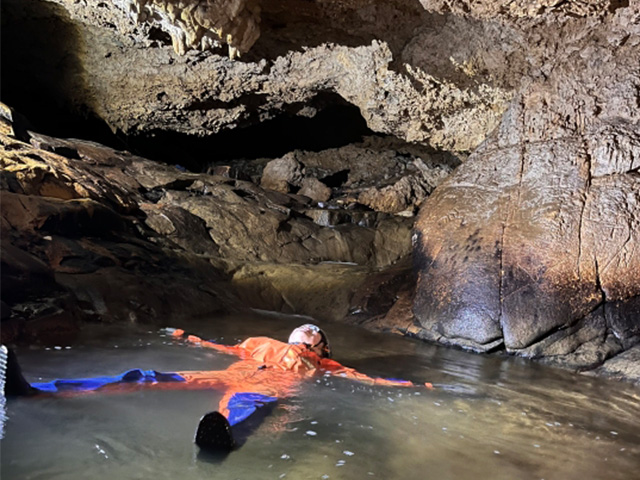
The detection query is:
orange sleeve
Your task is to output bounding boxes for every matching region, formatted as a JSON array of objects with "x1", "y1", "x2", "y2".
[
  {"x1": 318, "y1": 358, "x2": 418, "y2": 387},
  {"x1": 171, "y1": 329, "x2": 245, "y2": 357}
]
